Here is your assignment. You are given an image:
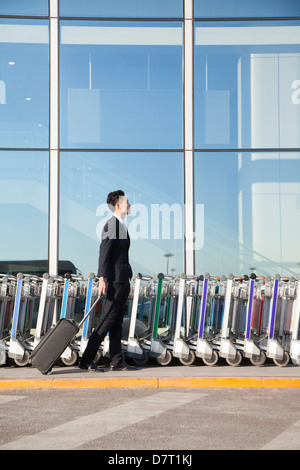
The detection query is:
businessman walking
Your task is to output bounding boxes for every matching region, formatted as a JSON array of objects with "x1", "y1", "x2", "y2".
[{"x1": 79, "y1": 190, "x2": 136, "y2": 372}]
